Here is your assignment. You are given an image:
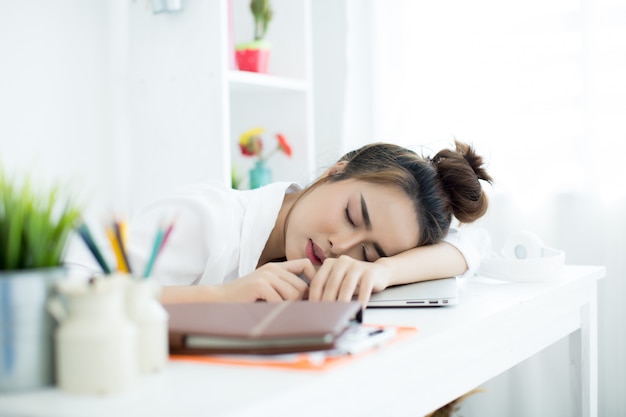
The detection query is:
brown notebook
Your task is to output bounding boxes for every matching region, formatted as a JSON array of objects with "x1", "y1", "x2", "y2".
[{"x1": 164, "y1": 301, "x2": 363, "y2": 355}]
